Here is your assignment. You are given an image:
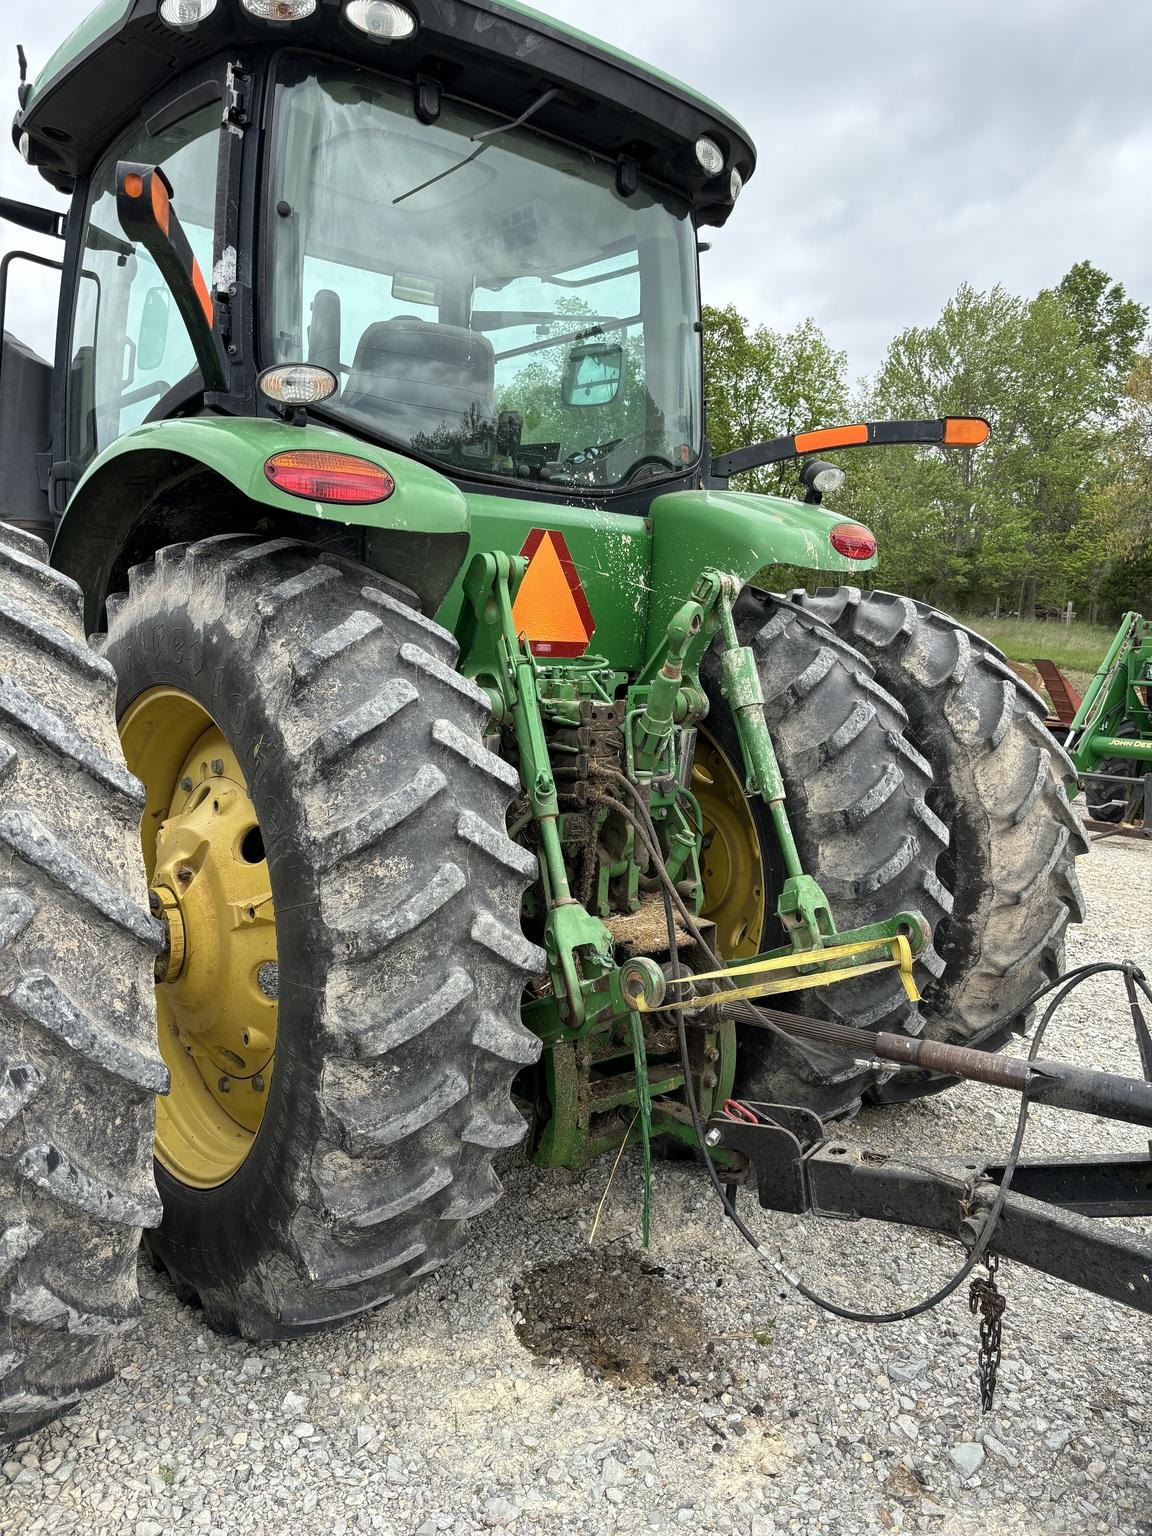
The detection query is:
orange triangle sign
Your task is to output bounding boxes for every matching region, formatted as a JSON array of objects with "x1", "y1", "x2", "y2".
[{"x1": 512, "y1": 529, "x2": 596, "y2": 658}]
